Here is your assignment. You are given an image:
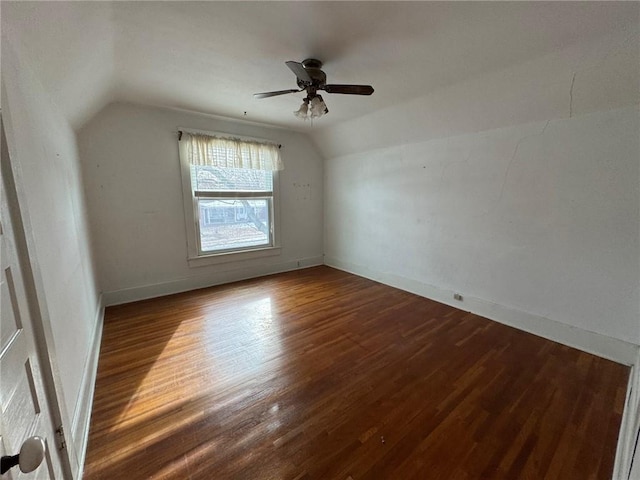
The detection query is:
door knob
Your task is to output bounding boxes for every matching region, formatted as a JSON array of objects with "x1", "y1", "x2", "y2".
[{"x1": 1, "y1": 436, "x2": 46, "y2": 474}]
